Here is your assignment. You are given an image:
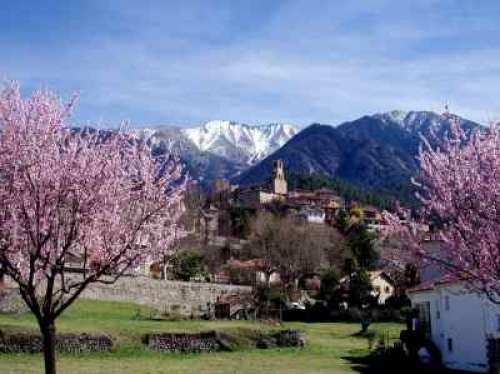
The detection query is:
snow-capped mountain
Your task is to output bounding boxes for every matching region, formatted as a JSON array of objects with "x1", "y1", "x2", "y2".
[
  {"x1": 182, "y1": 120, "x2": 297, "y2": 165},
  {"x1": 236, "y1": 111, "x2": 481, "y2": 201},
  {"x1": 130, "y1": 121, "x2": 298, "y2": 187},
  {"x1": 372, "y1": 110, "x2": 479, "y2": 139}
]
